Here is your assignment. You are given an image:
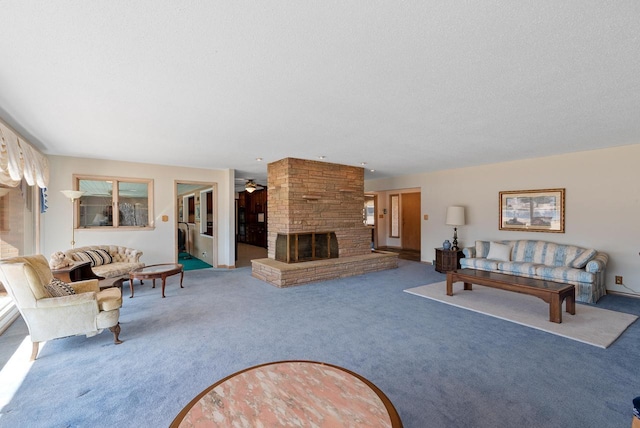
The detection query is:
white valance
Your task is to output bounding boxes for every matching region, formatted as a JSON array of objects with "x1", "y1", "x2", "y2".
[{"x1": 0, "y1": 120, "x2": 49, "y2": 188}]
